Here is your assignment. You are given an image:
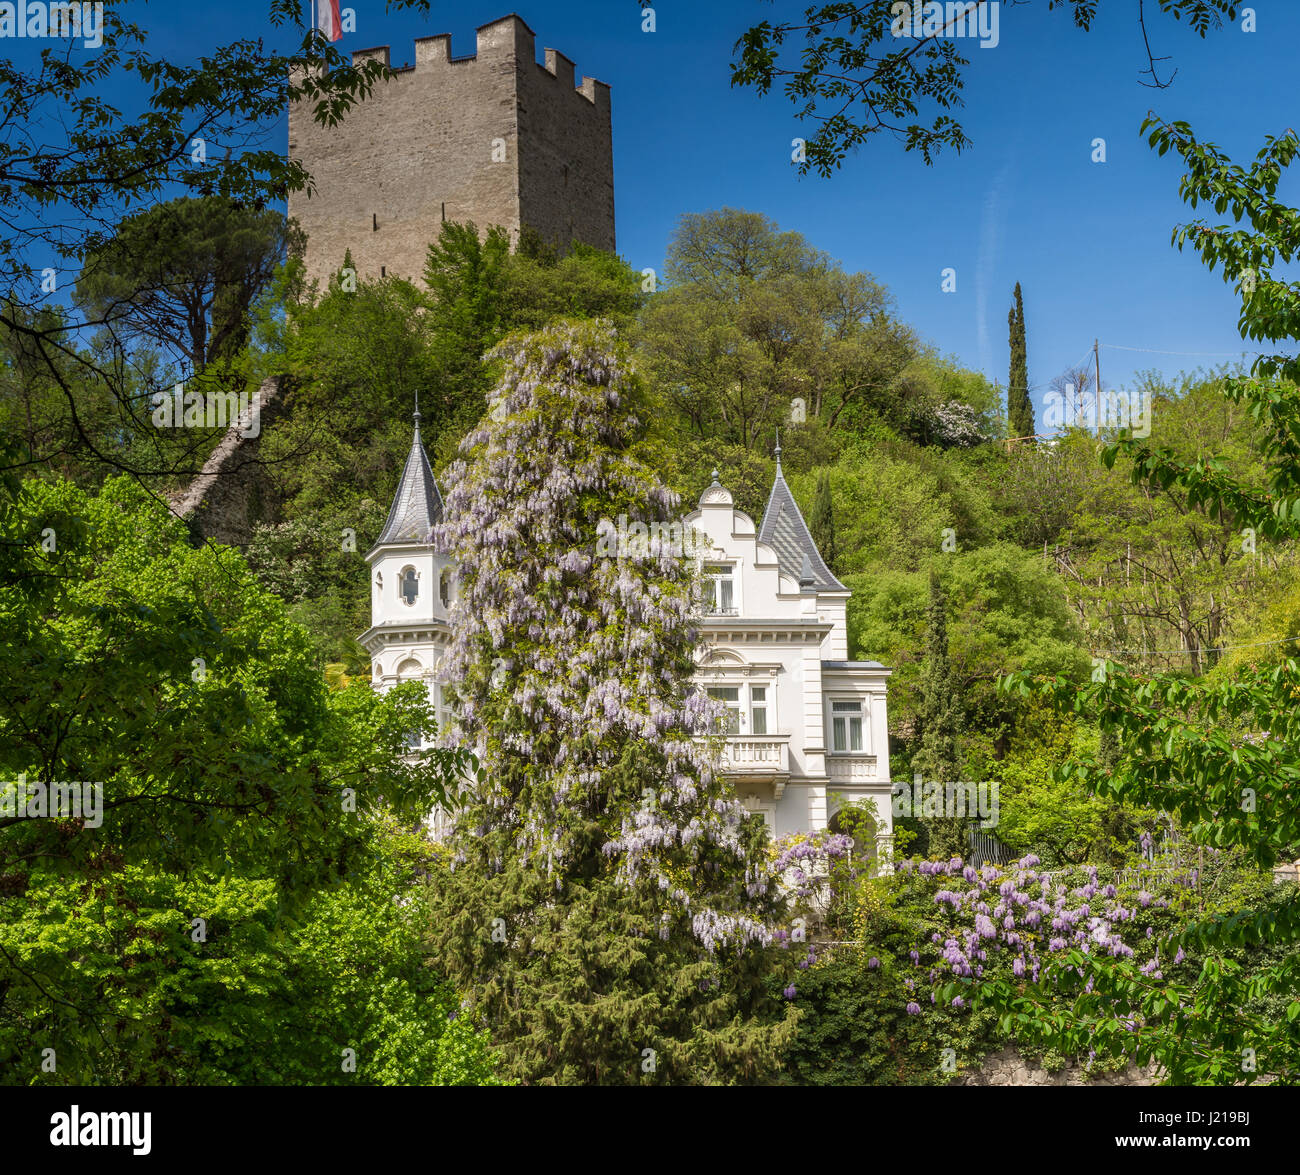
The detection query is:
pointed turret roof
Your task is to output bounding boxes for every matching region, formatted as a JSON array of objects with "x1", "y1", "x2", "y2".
[
  {"x1": 757, "y1": 436, "x2": 846, "y2": 592},
  {"x1": 375, "y1": 413, "x2": 443, "y2": 547}
]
